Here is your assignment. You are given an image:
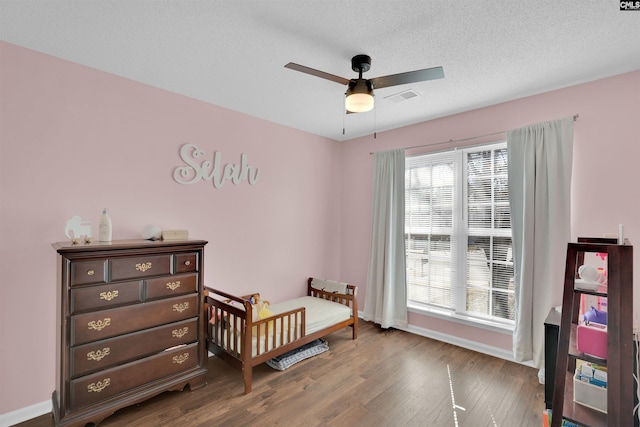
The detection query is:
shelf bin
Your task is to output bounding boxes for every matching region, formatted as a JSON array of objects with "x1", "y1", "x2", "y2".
[{"x1": 573, "y1": 371, "x2": 607, "y2": 414}]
